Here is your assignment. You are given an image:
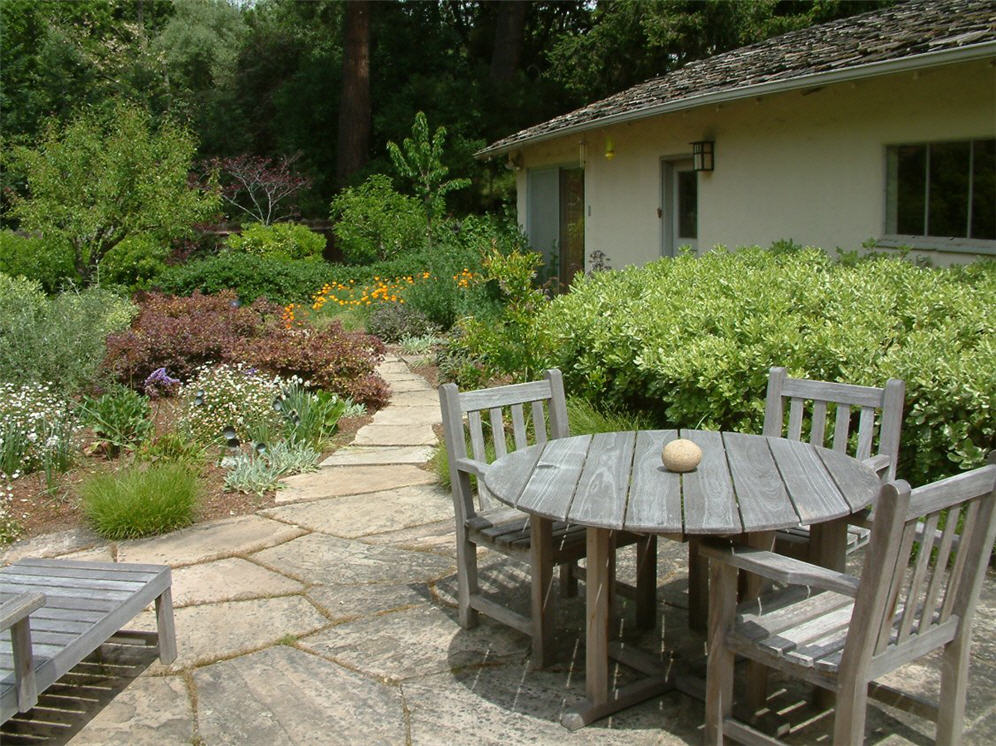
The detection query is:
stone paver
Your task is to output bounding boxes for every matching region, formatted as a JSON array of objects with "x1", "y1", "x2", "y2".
[
  {"x1": 276, "y1": 464, "x2": 436, "y2": 503},
  {"x1": 6, "y1": 355, "x2": 995, "y2": 746},
  {"x1": 143, "y1": 595, "x2": 329, "y2": 672},
  {"x1": 263, "y1": 484, "x2": 452, "y2": 538},
  {"x1": 252, "y1": 532, "x2": 454, "y2": 586},
  {"x1": 115, "y1": 515, "x2": 307, "y2": 567},
  {"x1": 320, "y1": 444, "x2": 436, "y2": 466},
  {"x1": 299, "y1": 604, "x2": 528, "y2": 683},
  {"x1": 352, "y1": 422, "x2": 438, "y2": 446},
  {"x1": 66, "y1": 676, "x2": 193, "y2": 746},
  {"x1": 194, "y1": 647, "x2": 405, "y2": 745},
  {"x1": 370, "y1": 404, "x2": 441, "y2": 426},
  {"x1": 170, "y1": 557, "x2": 305, "y2": 607}
]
